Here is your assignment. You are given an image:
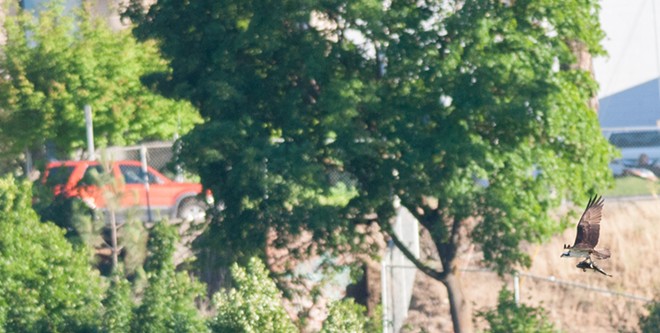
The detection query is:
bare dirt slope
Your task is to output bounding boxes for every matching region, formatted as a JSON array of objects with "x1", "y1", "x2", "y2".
[{"x1": 403, "y1": 197, "x2": 659, "y2": 333}]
